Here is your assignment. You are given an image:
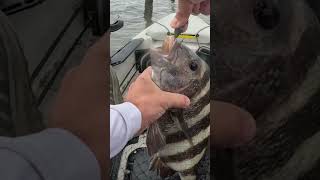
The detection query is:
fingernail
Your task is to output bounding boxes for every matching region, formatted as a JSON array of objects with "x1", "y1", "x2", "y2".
[
  {"x1": 170, "y1": 18, "x2": 178, "y2": 28},
  {"x1": 185, "y1": 97, "x2": 191, "y2": 107},
  {"x1": 182, "y1": 23, "x2": 188, "y2": 32}
]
